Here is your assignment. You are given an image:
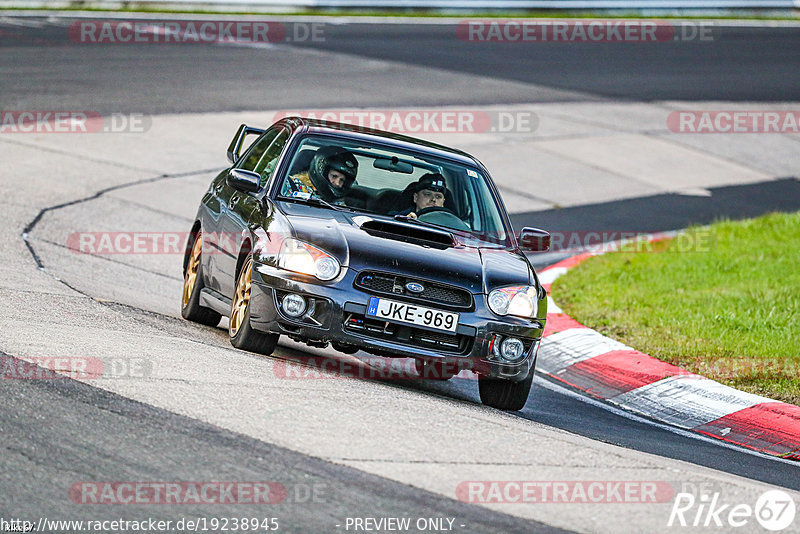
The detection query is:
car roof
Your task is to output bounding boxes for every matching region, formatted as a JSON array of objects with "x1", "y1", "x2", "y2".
[{"x1": 282, "y1": 116, "x2": 483, "y2": 169}]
